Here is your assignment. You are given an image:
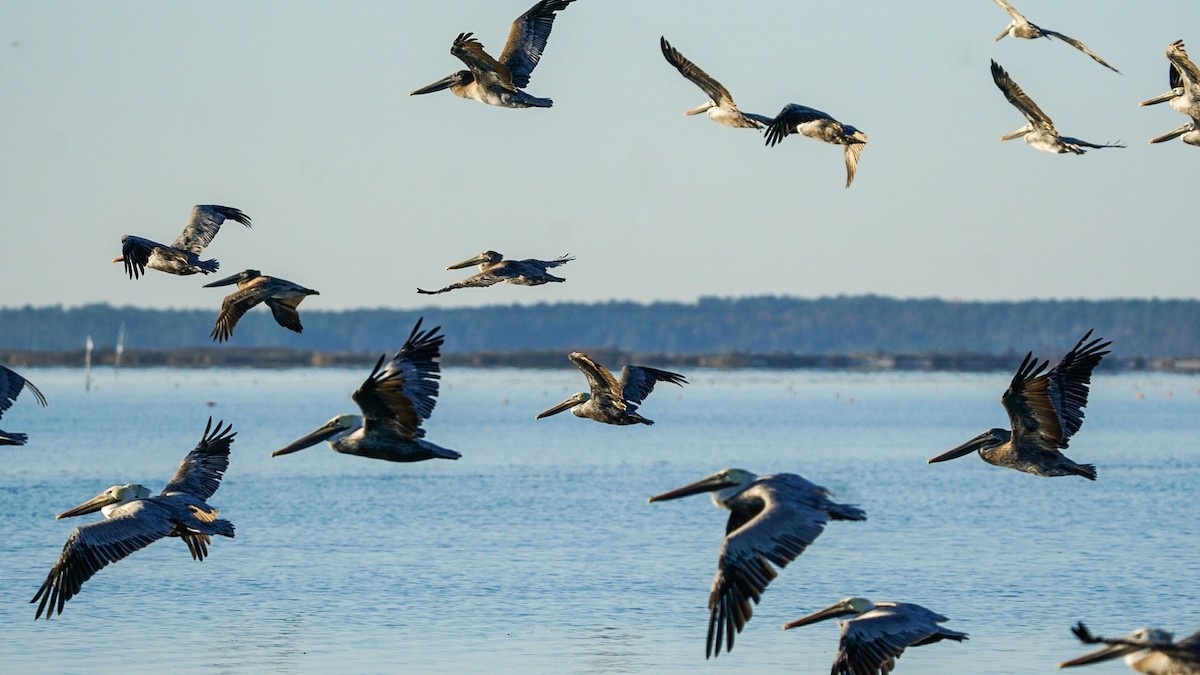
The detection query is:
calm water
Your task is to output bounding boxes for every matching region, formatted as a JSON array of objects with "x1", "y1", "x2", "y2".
[{"x1": 1, "y1": 366, "x2": 1197, "y2": 674}]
